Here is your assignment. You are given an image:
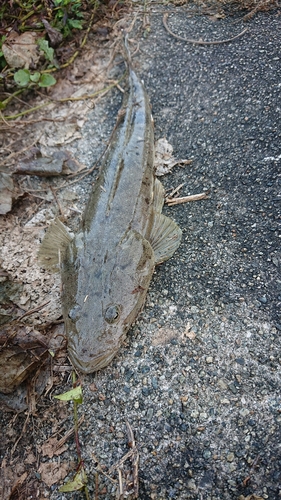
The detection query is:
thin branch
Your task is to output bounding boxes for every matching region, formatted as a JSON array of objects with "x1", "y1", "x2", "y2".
[
  {"x1": 163, "y1": 13, "x2": 248, "y2": 45},
  {"x1": 167, "y1": 191, "x2": 209, "y2": 206}
]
